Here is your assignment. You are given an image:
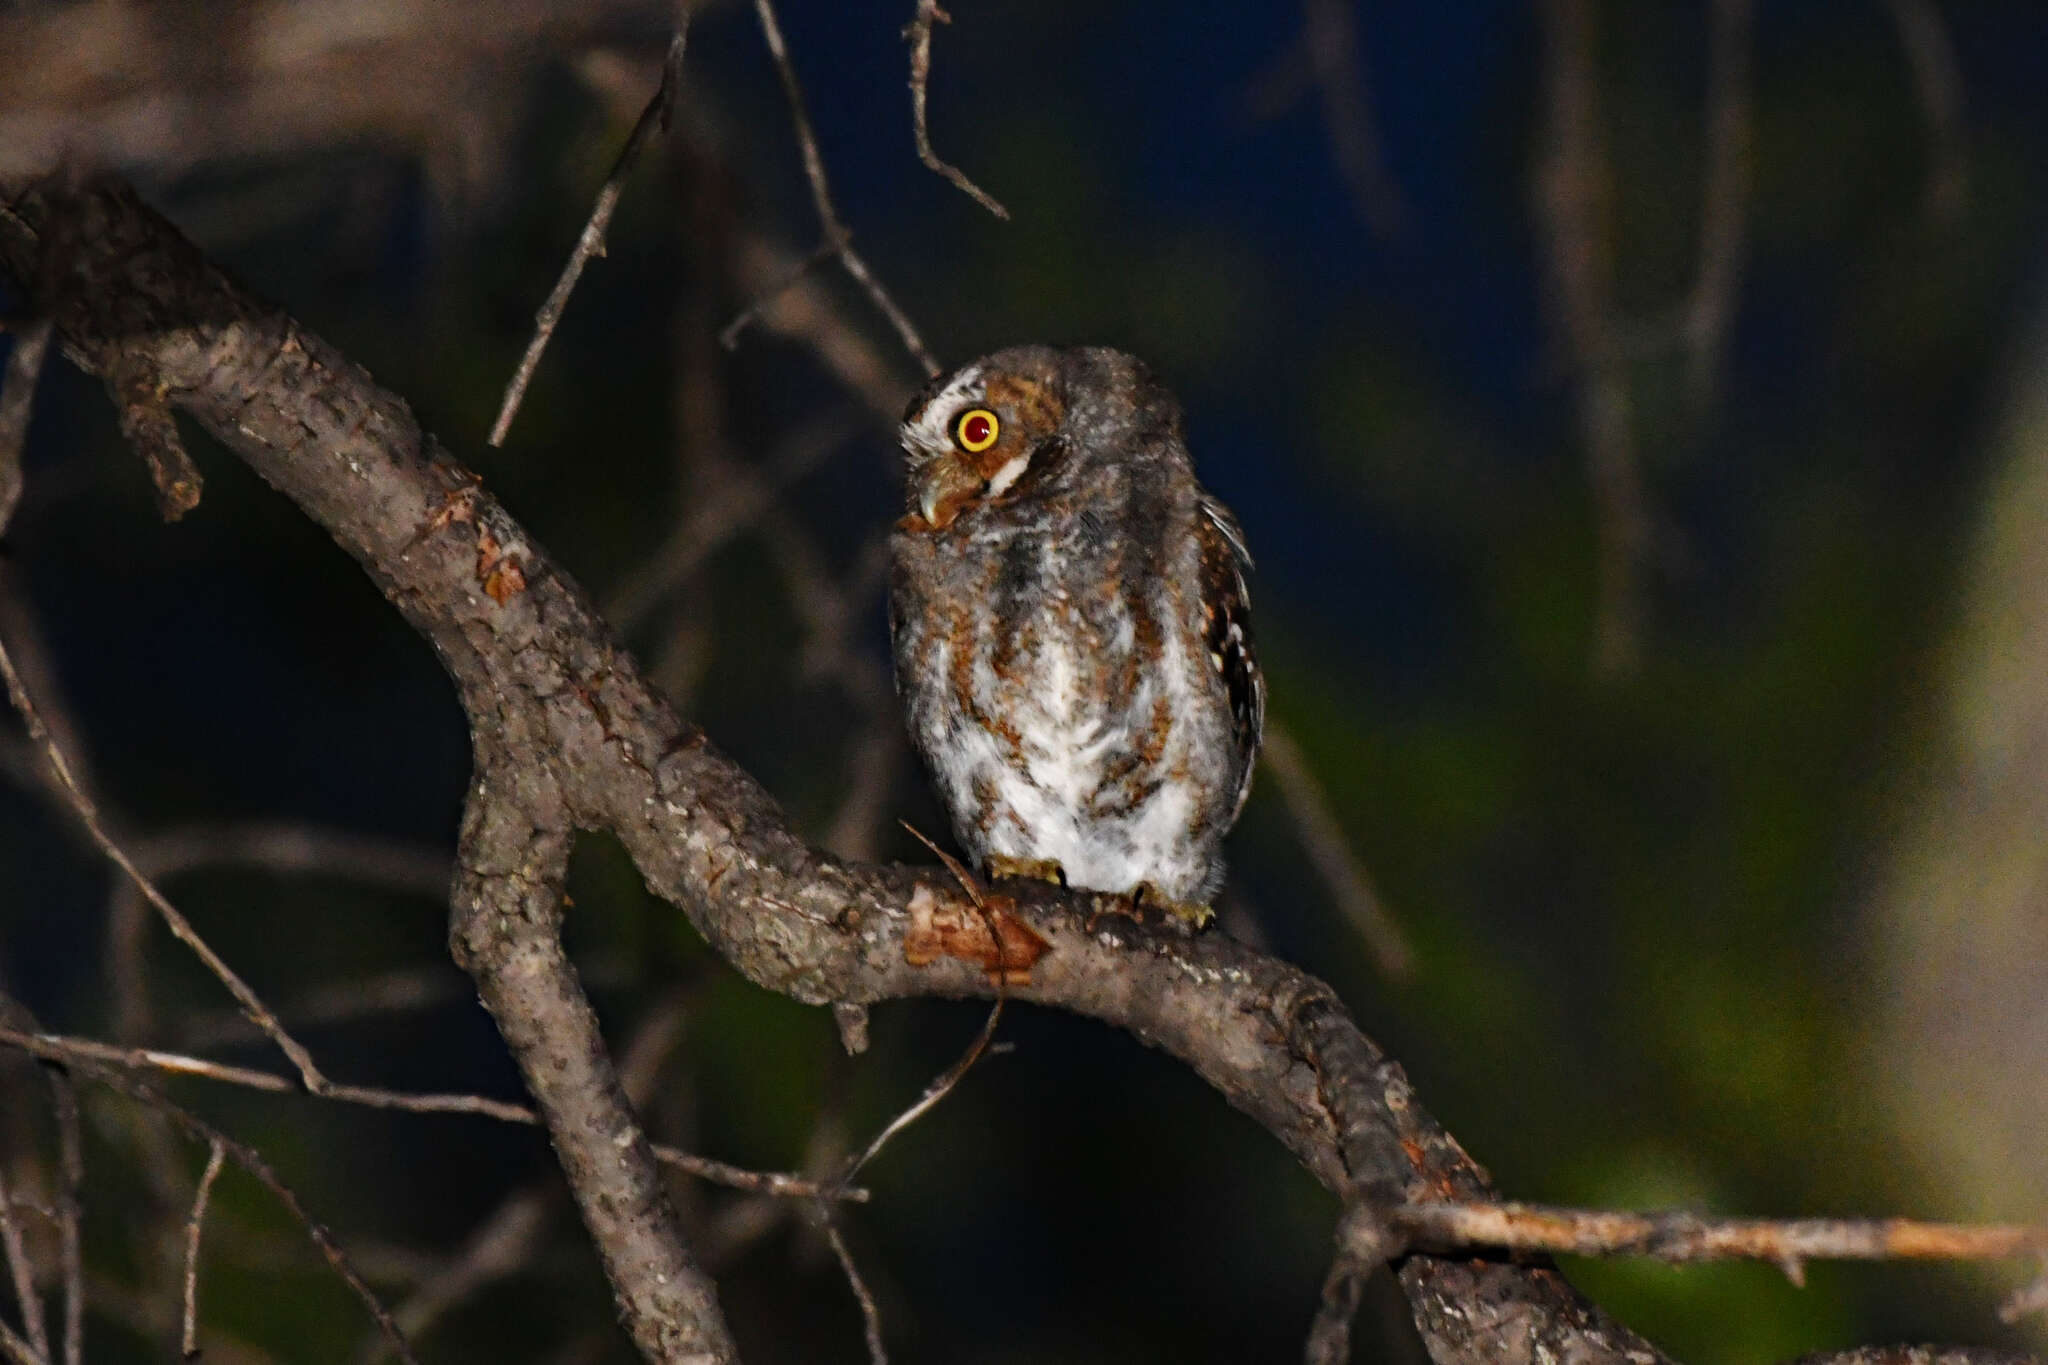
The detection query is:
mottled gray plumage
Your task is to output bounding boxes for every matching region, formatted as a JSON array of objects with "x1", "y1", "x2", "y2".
[{"x1": 888, "y1": 345, "x2": 1263, "y2": 904}]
